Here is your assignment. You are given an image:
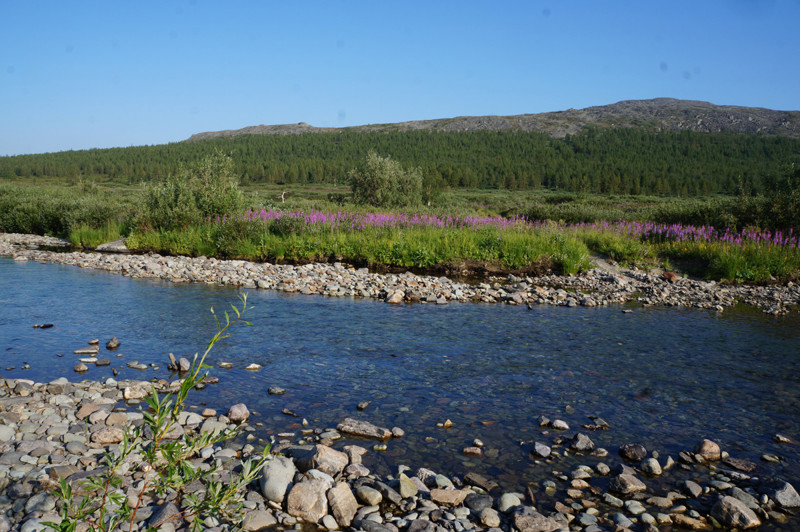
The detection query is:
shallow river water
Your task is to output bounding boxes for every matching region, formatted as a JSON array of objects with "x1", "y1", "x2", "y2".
[{"x1": 1, "y1": 257, "x2": 799, "y2": 507}]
